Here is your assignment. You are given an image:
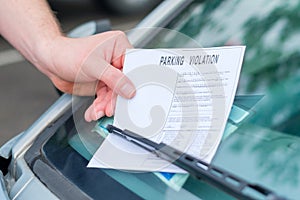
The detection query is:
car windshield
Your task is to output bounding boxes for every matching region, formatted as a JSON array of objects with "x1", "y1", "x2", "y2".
[{"x1": 42, "y1": 0, "x2": 300, "y2": 199}]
